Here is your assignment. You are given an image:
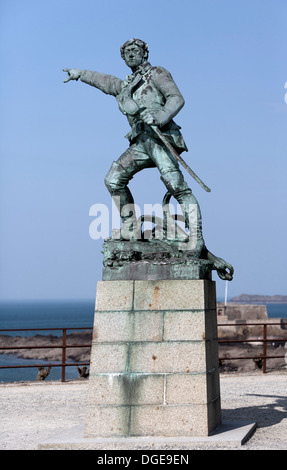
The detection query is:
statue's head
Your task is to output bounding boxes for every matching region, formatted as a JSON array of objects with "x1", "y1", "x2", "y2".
[{"x1": 120, "y1": 38, "x2": 149, "y2": 69}]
